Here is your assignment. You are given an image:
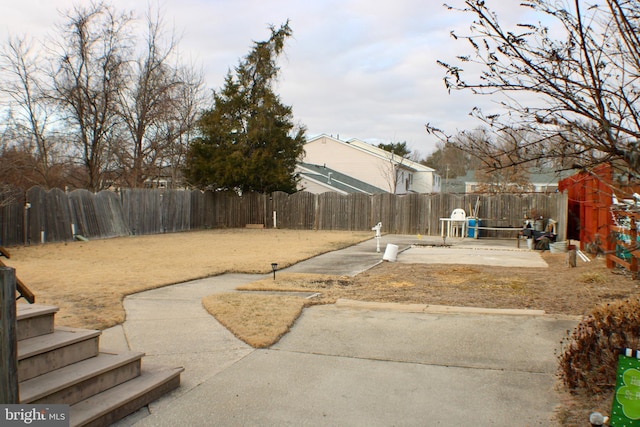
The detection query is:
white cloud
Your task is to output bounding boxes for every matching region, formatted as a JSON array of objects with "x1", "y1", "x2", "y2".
[{"x1": 0, "y1": 0, "x2": 548, "y2": 158}]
